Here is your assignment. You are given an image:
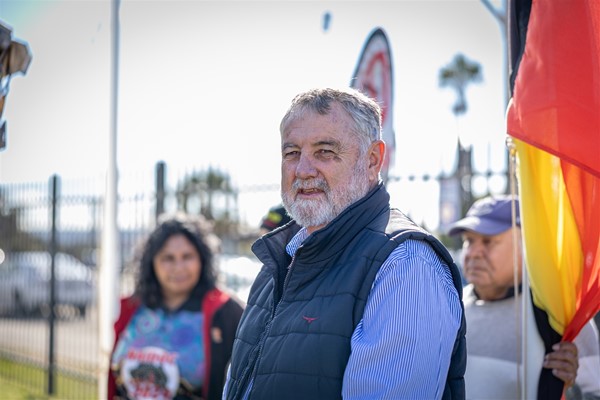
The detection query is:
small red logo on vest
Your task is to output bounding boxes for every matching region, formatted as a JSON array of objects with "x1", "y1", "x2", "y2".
[{"x1": 302, "y1": 316, "x2": 318, "y2": 324}]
